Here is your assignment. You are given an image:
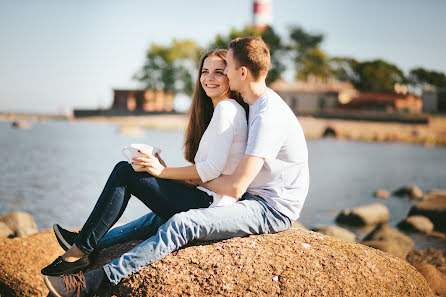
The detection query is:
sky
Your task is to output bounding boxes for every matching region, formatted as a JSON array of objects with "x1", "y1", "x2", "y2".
[{"x1": 1, "y1": 0, "x2": 445, "y2": 113}]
